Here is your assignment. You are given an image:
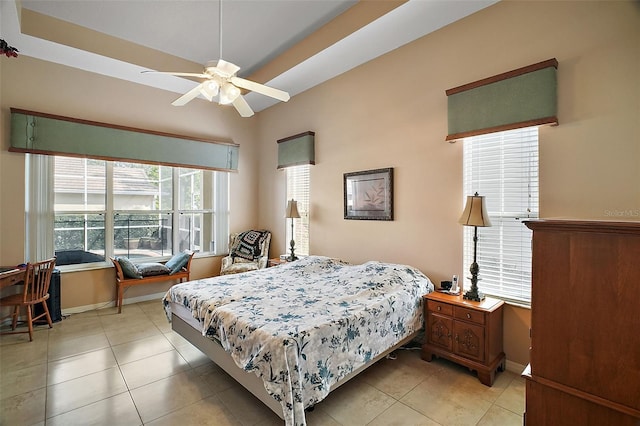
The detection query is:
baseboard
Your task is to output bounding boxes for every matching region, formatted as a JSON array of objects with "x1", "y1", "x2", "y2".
[
  {"x1": 505, "y1": 359, "x2": 526, "y2": 375},
  {"x1": 61, "y1": 291, "x2": 166, "y2": 315}
]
